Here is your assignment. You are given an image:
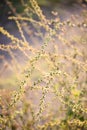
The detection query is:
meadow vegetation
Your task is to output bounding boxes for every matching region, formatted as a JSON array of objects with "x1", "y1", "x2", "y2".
[{"x1": 0, "y1": 0, "x2": 87, "y2": 130}]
